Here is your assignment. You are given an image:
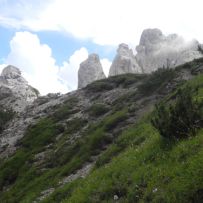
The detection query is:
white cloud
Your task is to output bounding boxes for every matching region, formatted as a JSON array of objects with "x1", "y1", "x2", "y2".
[
  {"x1": 101, "y1": 58, "x2": 111, "y2": 77},
  {"x1": 58, "y1": 50, "x2": 112, "y2": 89},
  {"x1": 3, "y1": 31, "x2": 109, "y2": 95},
  {"x1": 0, "y1": 0, "x2": 203, "y2": 46},
  {"x1": 0, "y1": 64, "x2": 6, "y2": 73},
  {"x1": 0, "y1": 31, "x2": 111, "y2": 95},
  {"x1": 58, "y1": 48, "x2": 88, "y2": 90},
  {"x1": 5, "y1": 31, "x2": 83, "y2": 95}
]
